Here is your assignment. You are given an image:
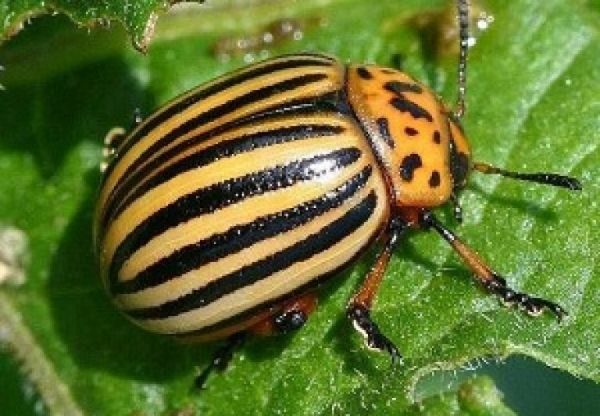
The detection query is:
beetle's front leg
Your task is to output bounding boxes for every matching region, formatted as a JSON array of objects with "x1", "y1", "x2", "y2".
[
  {"x1": 347, "y1": 218, "x2": 408, "y2": 364},
  {"x1": 420, "y1": 211, "x2": 567, "y2": 320},
  {"x1": 100, "y1": 127, "x2": 126, "y2": 173}
]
